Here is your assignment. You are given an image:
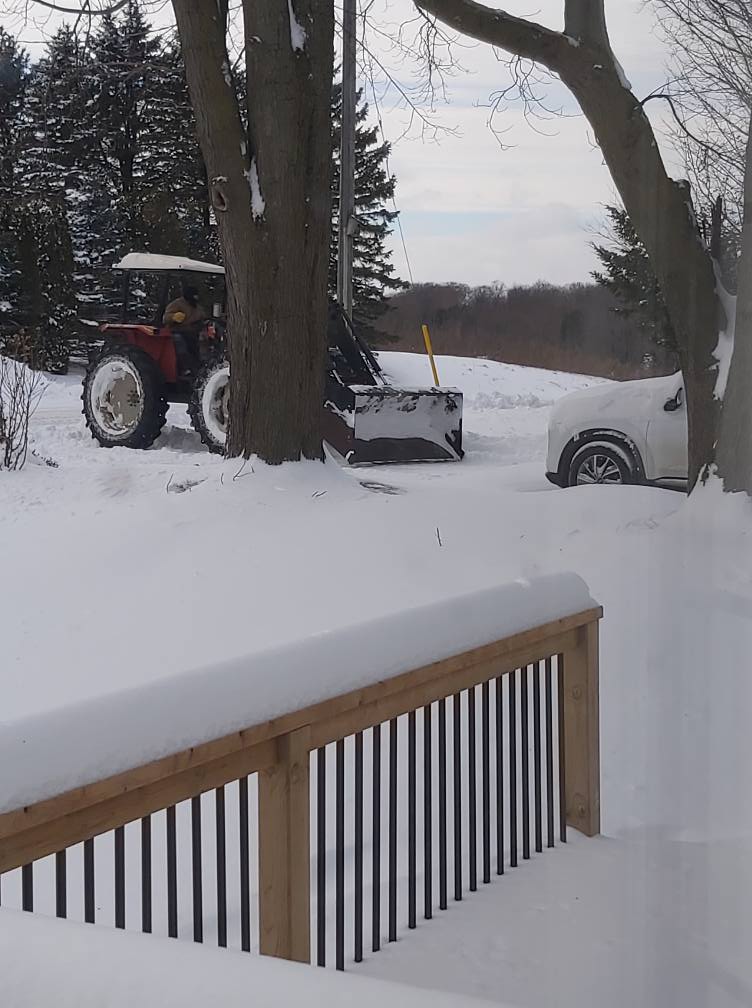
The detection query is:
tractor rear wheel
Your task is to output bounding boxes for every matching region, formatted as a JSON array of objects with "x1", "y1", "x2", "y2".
[
  {"x1": 83, "y1": 344, "x2": 168, "y2": 449},
  {"x1": 188, "y1": 358, "x2": 230, "y2": 454}
]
